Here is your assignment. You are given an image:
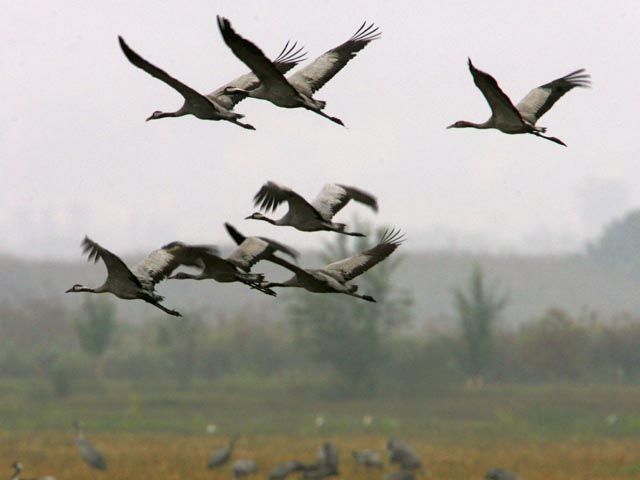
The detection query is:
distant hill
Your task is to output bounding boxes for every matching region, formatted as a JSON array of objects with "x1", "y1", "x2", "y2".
[{"x1": 1, "y1": 249, "x2": 639, "y2": 326}]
